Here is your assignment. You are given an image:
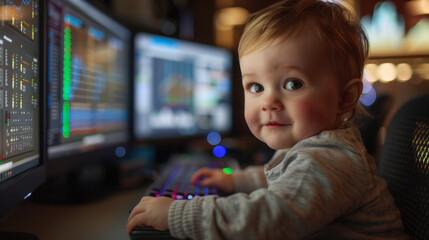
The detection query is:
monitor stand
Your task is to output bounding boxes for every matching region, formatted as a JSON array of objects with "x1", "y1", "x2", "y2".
[{"x1": 0, "y1": 232, "x2": 39, "y2": 240}]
